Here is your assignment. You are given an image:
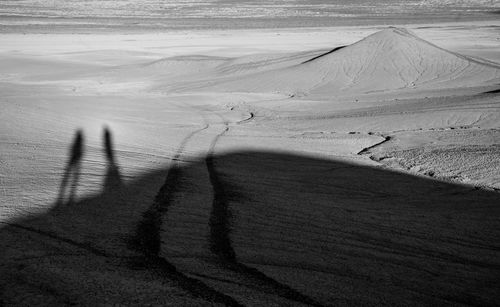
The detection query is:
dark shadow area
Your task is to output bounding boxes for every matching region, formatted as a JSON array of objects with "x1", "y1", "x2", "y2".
[
  {"x1": 56, "y1": 130, "x2": 84, "y2": 205},
  {"x1": 206, "y1": 152, "x2": 324, "y2": 307},
  {"x1": 128, "y1": 163, "x2": 242, "y2": 306},
  {"x1": 210, "y1": 151, "x2": 500, "y2": 306},
  {"x1": 2, "y1": 148, "x2": 500, "y2": 305},
  {"x1": 301, "y1": 46, "x2": 346, "y2": 64}
]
